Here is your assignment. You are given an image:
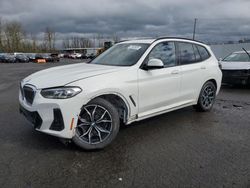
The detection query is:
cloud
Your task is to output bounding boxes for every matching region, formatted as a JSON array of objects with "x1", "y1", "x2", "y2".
[{"x1": 0, "y1": 0, "x2": 250, "y2": 43}]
